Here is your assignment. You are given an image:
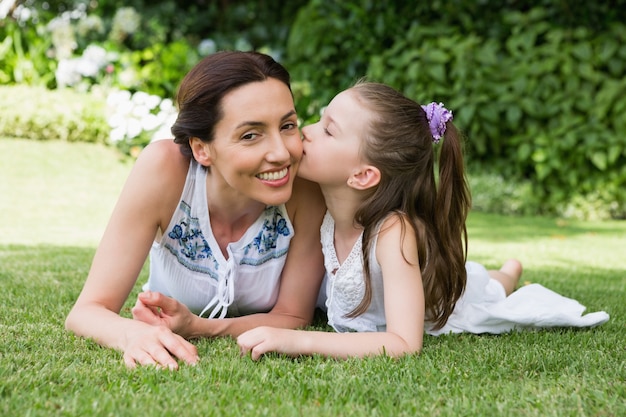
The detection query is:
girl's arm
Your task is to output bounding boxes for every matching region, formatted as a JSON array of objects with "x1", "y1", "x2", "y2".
[
  {"x1": 132, "y1": 177, "x2": 327, "y2": 339},
  {"x1": 237, "y1": 215, "x2": 425, "y2": 359},
  {"x1": 65, "y1": 140, "x2": 199, "y2": 369}
]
